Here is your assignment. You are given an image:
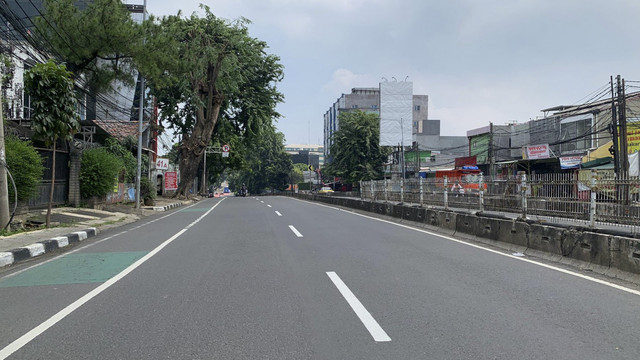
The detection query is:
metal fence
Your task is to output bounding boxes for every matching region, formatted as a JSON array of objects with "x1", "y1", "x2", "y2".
[{"x1": 361, "y1": 172, "x2": 640, "y2": 233}]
